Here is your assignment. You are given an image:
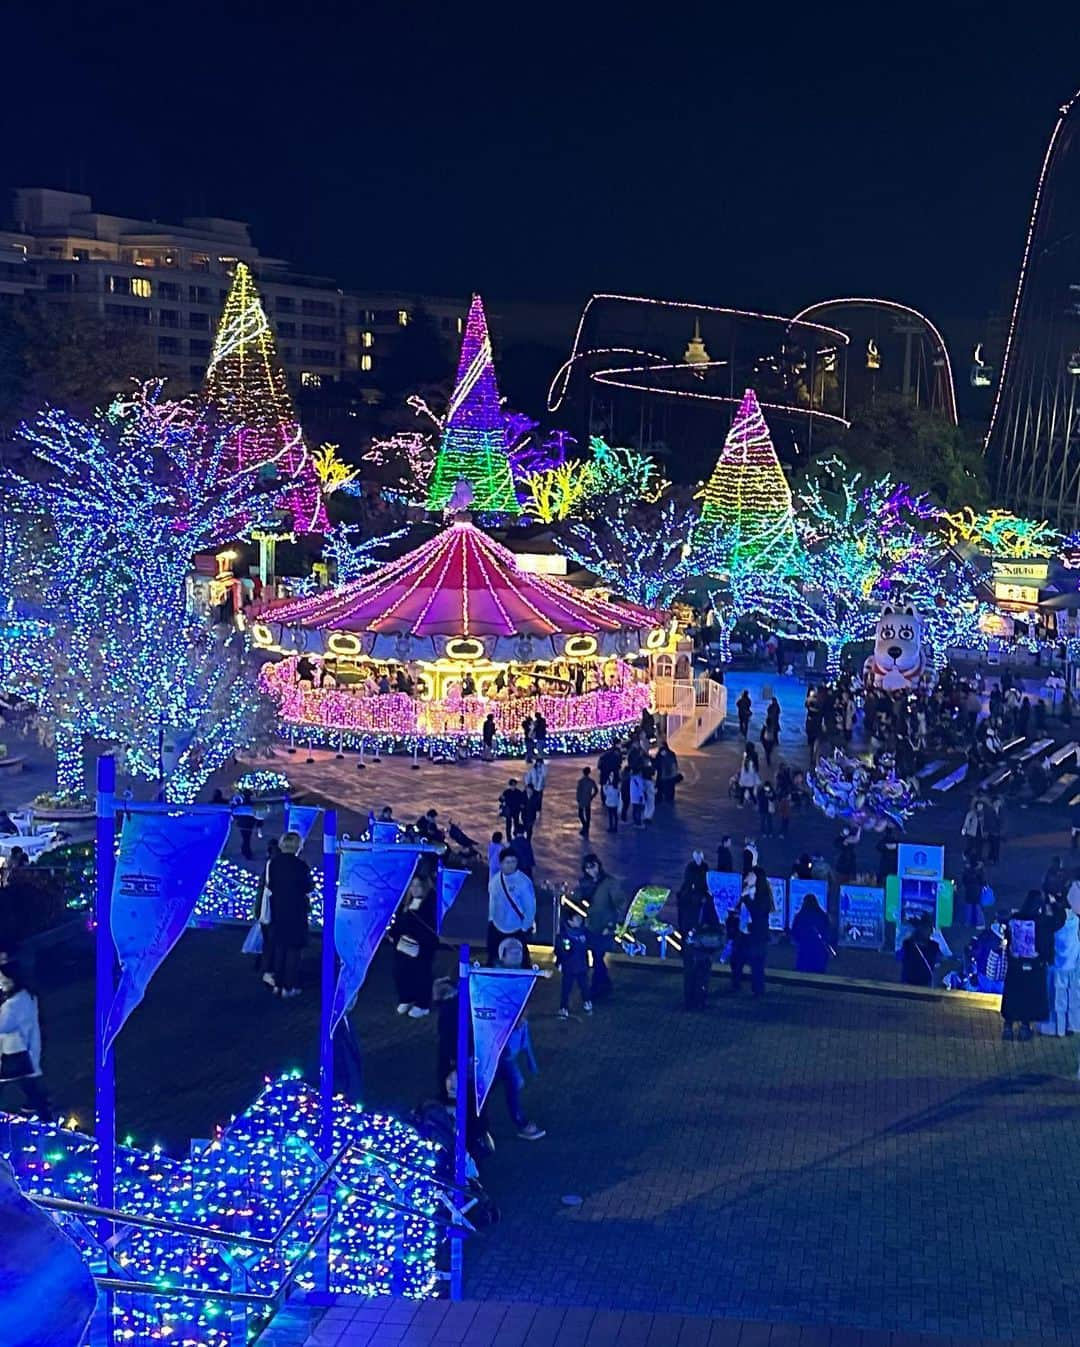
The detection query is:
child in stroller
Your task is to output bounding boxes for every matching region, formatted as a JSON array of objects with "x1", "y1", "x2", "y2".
[{"x1": 447, "y1": 820, "x2": 481, "y2": 866}]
